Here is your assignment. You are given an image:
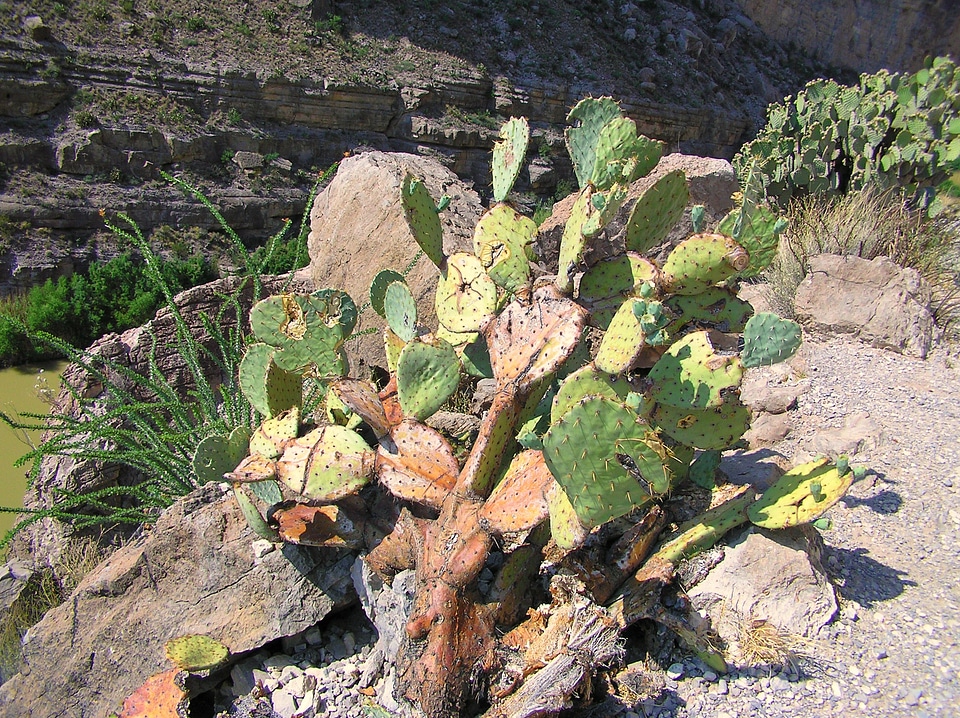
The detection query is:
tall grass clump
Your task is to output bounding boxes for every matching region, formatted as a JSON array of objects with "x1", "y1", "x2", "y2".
[
  {"x1": 763, "y1": 187, "x2": 960, "y2": 335},
  {"x1": 0, "y1": 166, "x2": 335, "y2": 549}
]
